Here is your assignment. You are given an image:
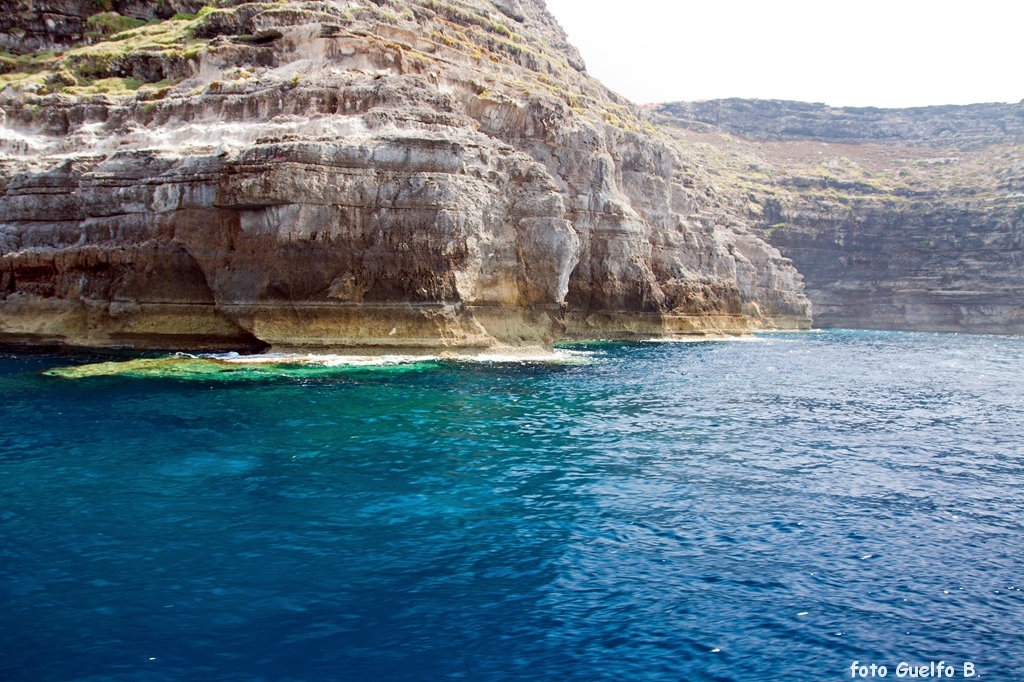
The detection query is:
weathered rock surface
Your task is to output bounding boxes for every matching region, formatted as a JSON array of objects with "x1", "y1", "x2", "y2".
[
  {"x1": 652, "y1": 100, "x2": 1024, "y2": 333},
  {"x1": 0, "y1": 1, "x2": 810, "y2": 352}
]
